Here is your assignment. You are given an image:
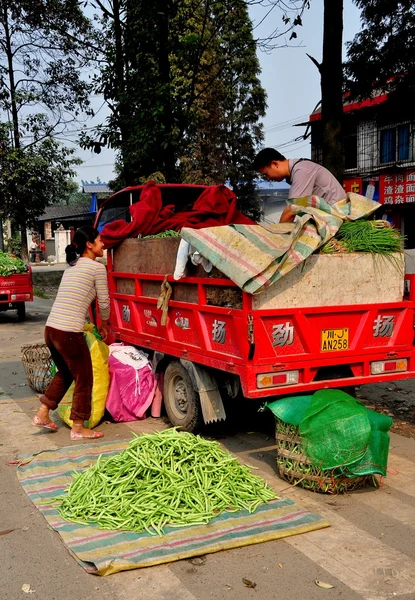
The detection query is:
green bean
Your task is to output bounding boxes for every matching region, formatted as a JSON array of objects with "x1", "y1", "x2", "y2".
[{"x1": 58, "y1": 429, "x2": 277, "y2": 536}]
